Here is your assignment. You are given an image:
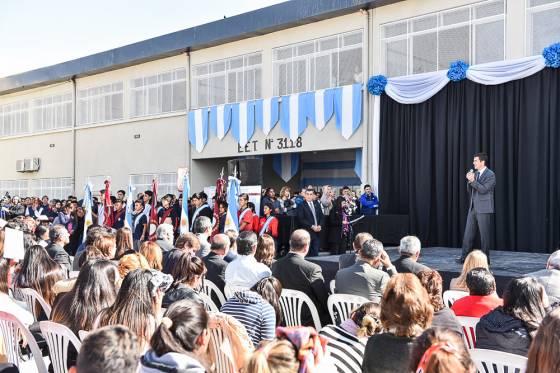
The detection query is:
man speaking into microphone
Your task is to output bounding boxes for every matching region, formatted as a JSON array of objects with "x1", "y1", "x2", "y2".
[{"x1": 458, "y1": 152, "x2": 496, "y2": 264}]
